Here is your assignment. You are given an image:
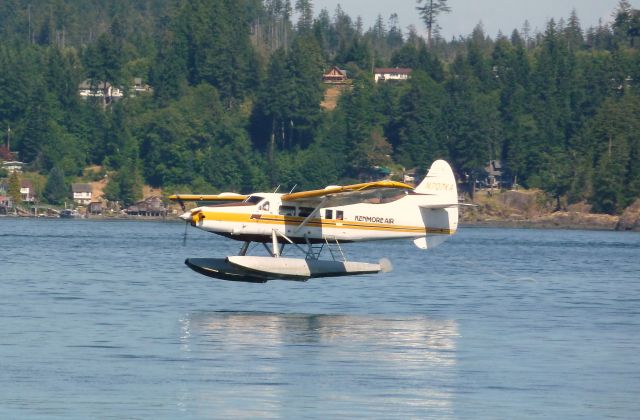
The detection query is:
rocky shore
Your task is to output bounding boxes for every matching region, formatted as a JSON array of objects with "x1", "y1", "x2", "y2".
[{"x1": 461, "y1": 190, "x2": 640, "y2": 232}]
